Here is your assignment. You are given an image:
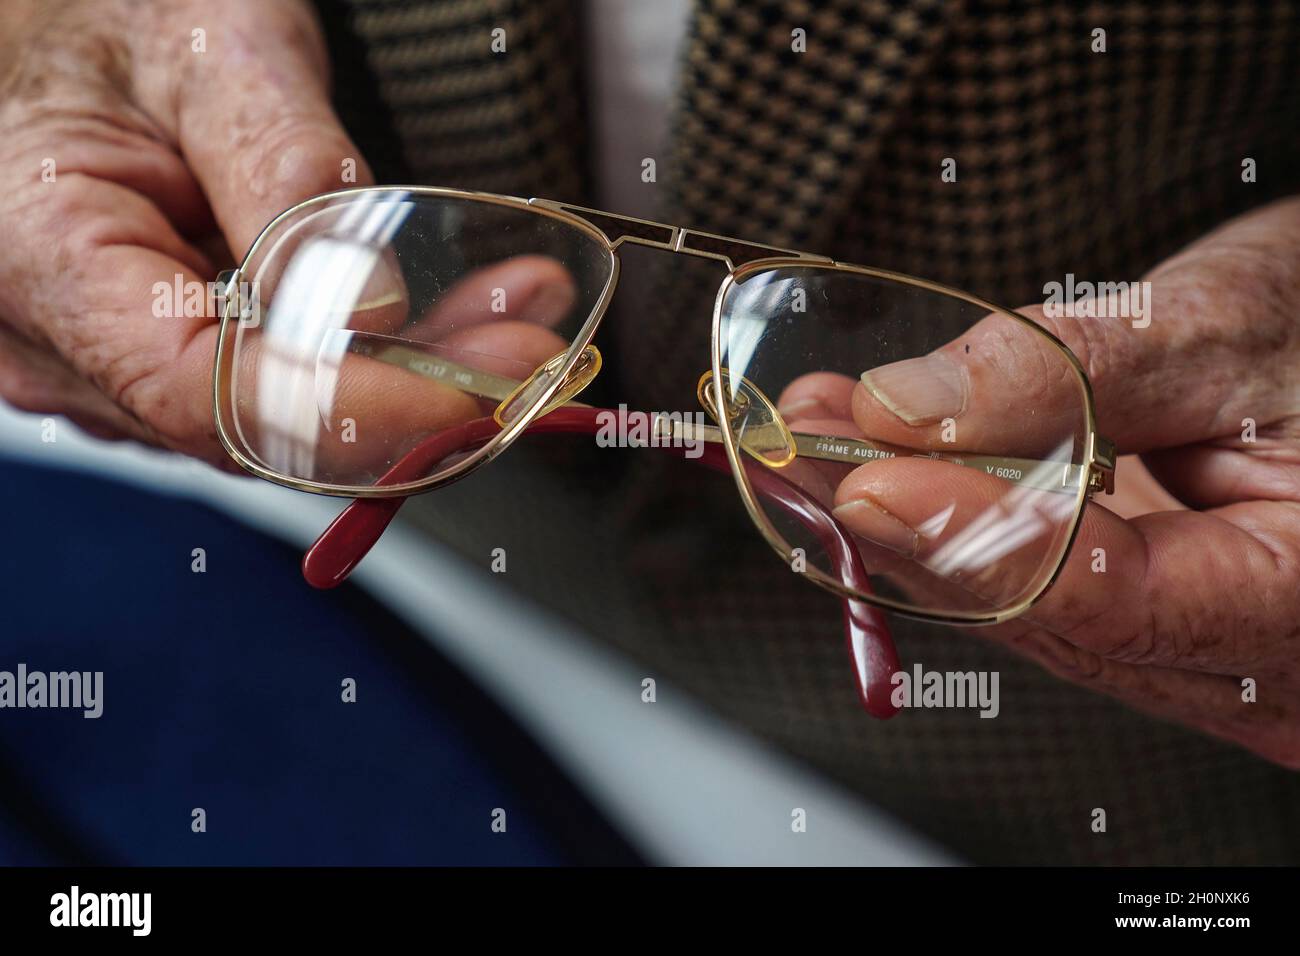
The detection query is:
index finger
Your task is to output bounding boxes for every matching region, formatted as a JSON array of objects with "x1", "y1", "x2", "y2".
[{"x1": 162, "y1": 3, "x2": 374, "y2": 258}]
